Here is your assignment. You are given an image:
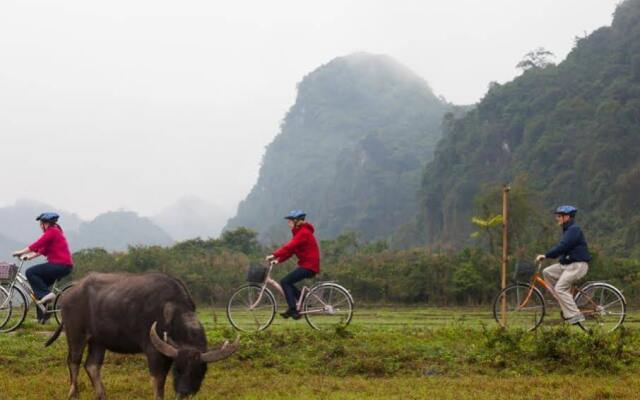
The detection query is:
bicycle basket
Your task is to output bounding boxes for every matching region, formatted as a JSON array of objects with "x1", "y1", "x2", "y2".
[
  {"x1": 246, "y1": 264, "x2": 268, "y2": 283},
  {"x1": 512, "y1": 260, "x2": 536, "y2": 281},
  {"x1": 0, "y1": 262, "x2": 18, "y2": 282}
]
